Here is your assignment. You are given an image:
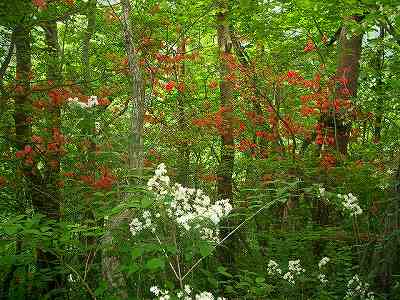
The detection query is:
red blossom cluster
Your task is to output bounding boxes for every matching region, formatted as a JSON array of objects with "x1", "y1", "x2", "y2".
[
  {"x1": 48, "y1": 88, "x2": 70, "y2": 106},
  {"x1": 47, "y1": 128, "x2": 66, "y2": 156},
  {"x1": 255, "y1": 130, "x2": 278, "y2": 142},
  {"x1": 93, "y1": 168, "x2": 115, "y2": 189},
  {"x1": 238, "y1": 138, "x2": 256, "y2": 152},
  {"x1": 320, "y1": 152, "x2": 336, "y2": 169},
  {"x1": 245, "y1": 111, "x2": 265, "y2": 126},
  {"x1": 15, "y1": 145, "x2": 35, "y2": 165},
  {"x1": 165, "y1": 80, "x2": 175, "y2": 92},
  {"x1": 315, "y1": 124, "x2": 335, "y2": 146},
  {"x1": 208, "y1": 80, "x2": 218, "y2": 89},
  {"x1": 72, "y1": 168, "x2": 115, "y2": 190},
  {"x1": 304, "y1": 39, "x2": 315, "y2": 52}
]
